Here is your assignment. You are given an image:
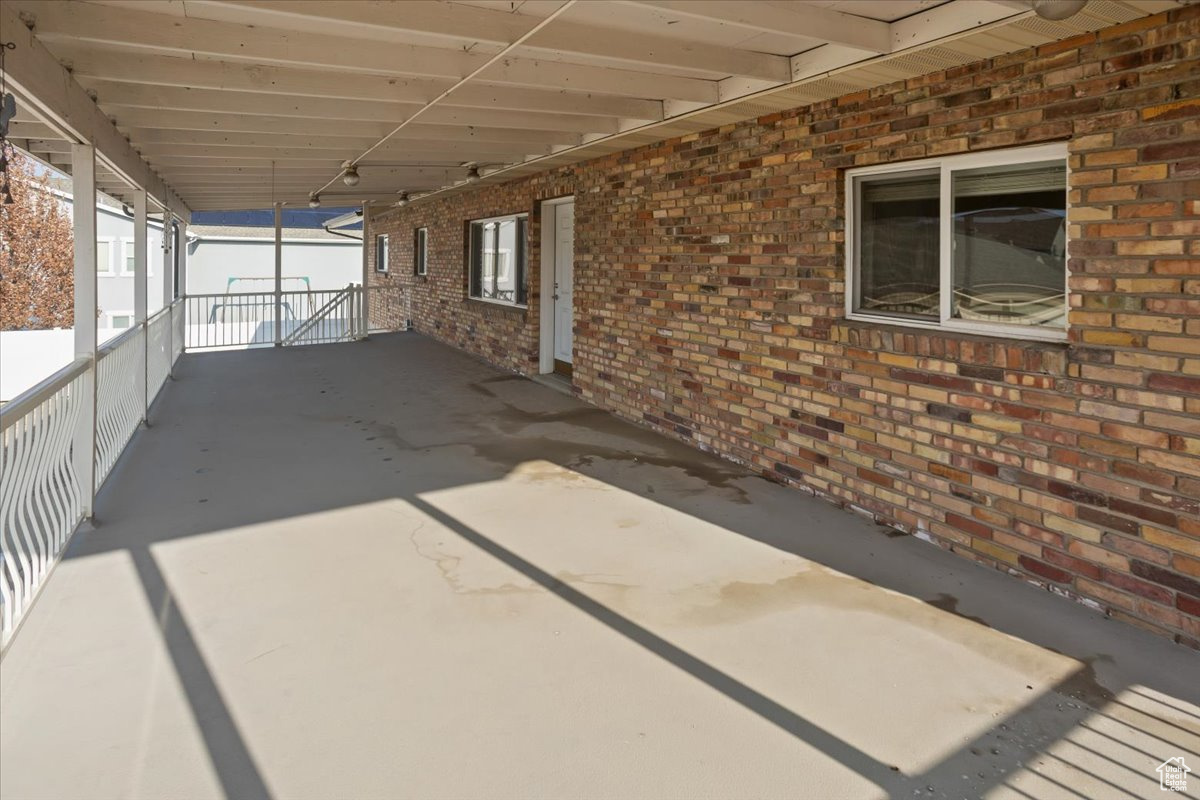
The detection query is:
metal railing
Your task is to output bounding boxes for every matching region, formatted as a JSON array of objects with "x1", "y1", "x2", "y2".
[
  {"x1": 0, "y1": 298, "x2": 185, "y2": 648},
  {"x1": 147, "y1": 303, "x2": 173, "y2": 401},
  {"x1": 1, "y1": 285, "x2": 407, "y2": 648},
  {"x1": 95, "y1": 325, "x2": 145, "y2": 486},
  {"x1": 184, "y1": 284, "x2": 407, "y2": 350},
  {"x1": 0, "y1": 359, "x2": 90, "y2": 645},
  {"x1": 281, "y1": 284, "x2": 358, "y2": 346}
]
